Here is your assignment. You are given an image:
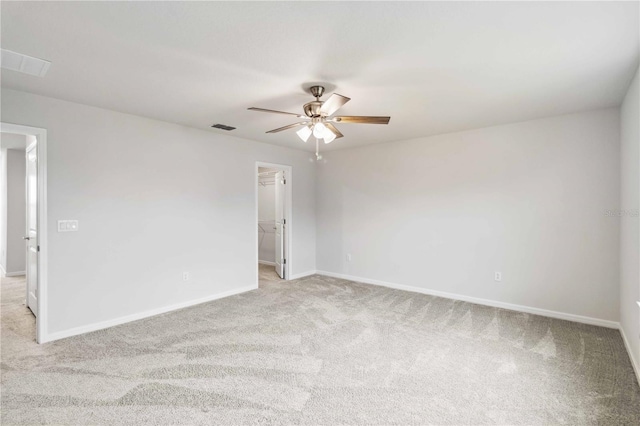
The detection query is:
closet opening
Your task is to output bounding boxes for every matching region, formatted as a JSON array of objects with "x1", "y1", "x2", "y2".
[{"x1": 256, "y1": 162, "x2": 291, "y2": 285}]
